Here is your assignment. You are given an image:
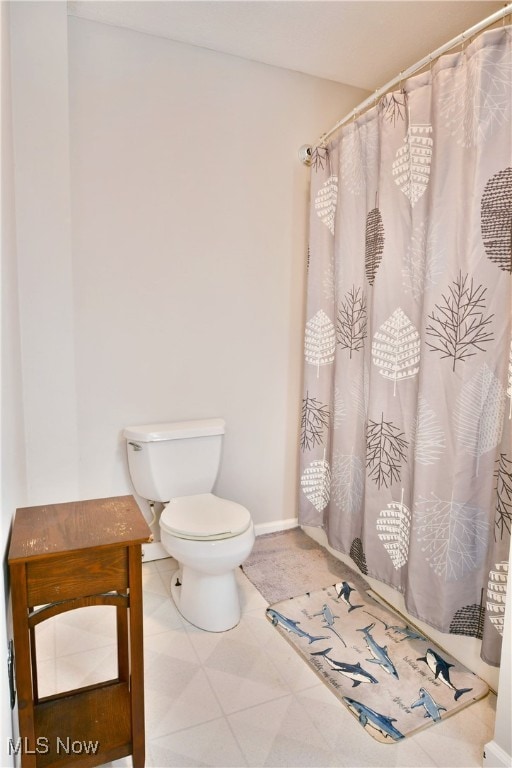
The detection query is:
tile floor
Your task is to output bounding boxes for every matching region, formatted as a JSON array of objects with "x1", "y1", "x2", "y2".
[{"x1": 35, "y1": 557, "x2": 496, "y2": 768}]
